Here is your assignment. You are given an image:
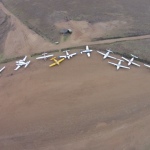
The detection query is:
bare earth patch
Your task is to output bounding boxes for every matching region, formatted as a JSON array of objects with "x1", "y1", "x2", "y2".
[
  {"x1": 0, "y1": 3, "x2": 54, "y2": 58},
  {"x1": 0, "y1": 52, "x2": 150, "y2": 150},
  {"x1": 55, "y1": 20, "x2": 128, "y2": 44}
]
